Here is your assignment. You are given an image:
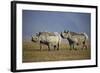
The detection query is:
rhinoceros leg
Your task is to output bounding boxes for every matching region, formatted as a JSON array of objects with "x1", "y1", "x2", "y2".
[
  {"x1": 40, "y1": 43, "x2": 42, "y2": 51},
  {"x1": 69, "y1": 44, "x2": 72, "y2": 50},
  {"x1": 57, "y1": 43, "x2": 59, "y2": 50},
  {"x1": 70, "y1": 43, "x2": 75, "y2": 50},
  {"x1": 73, "y1": 43, "x2": 77, "y2": 50},
  {"x1": 48, "y1": 43, "x2": 51, "y2": 51},
  {"x1": 72, "y1": 44, "x2": 74, "y2": 50},
  {"x1": 82, "y1": 41, "x2": 87, "y2": 50},
  {"x1": 83, "y1": 42, "x2": 87, "y2": 50},
  {"x1": 54, "y1": 45, "x2": 57, "y2": 50}
]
